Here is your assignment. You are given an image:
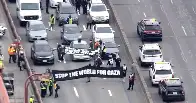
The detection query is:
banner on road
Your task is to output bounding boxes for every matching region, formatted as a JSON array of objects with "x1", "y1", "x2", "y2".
[
  {"x1": 52, "y1": 66, "x2": 123, "y2": 81},
  {"x1": 64, "y1": 47, "x2": 100, "y2": 55}
]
